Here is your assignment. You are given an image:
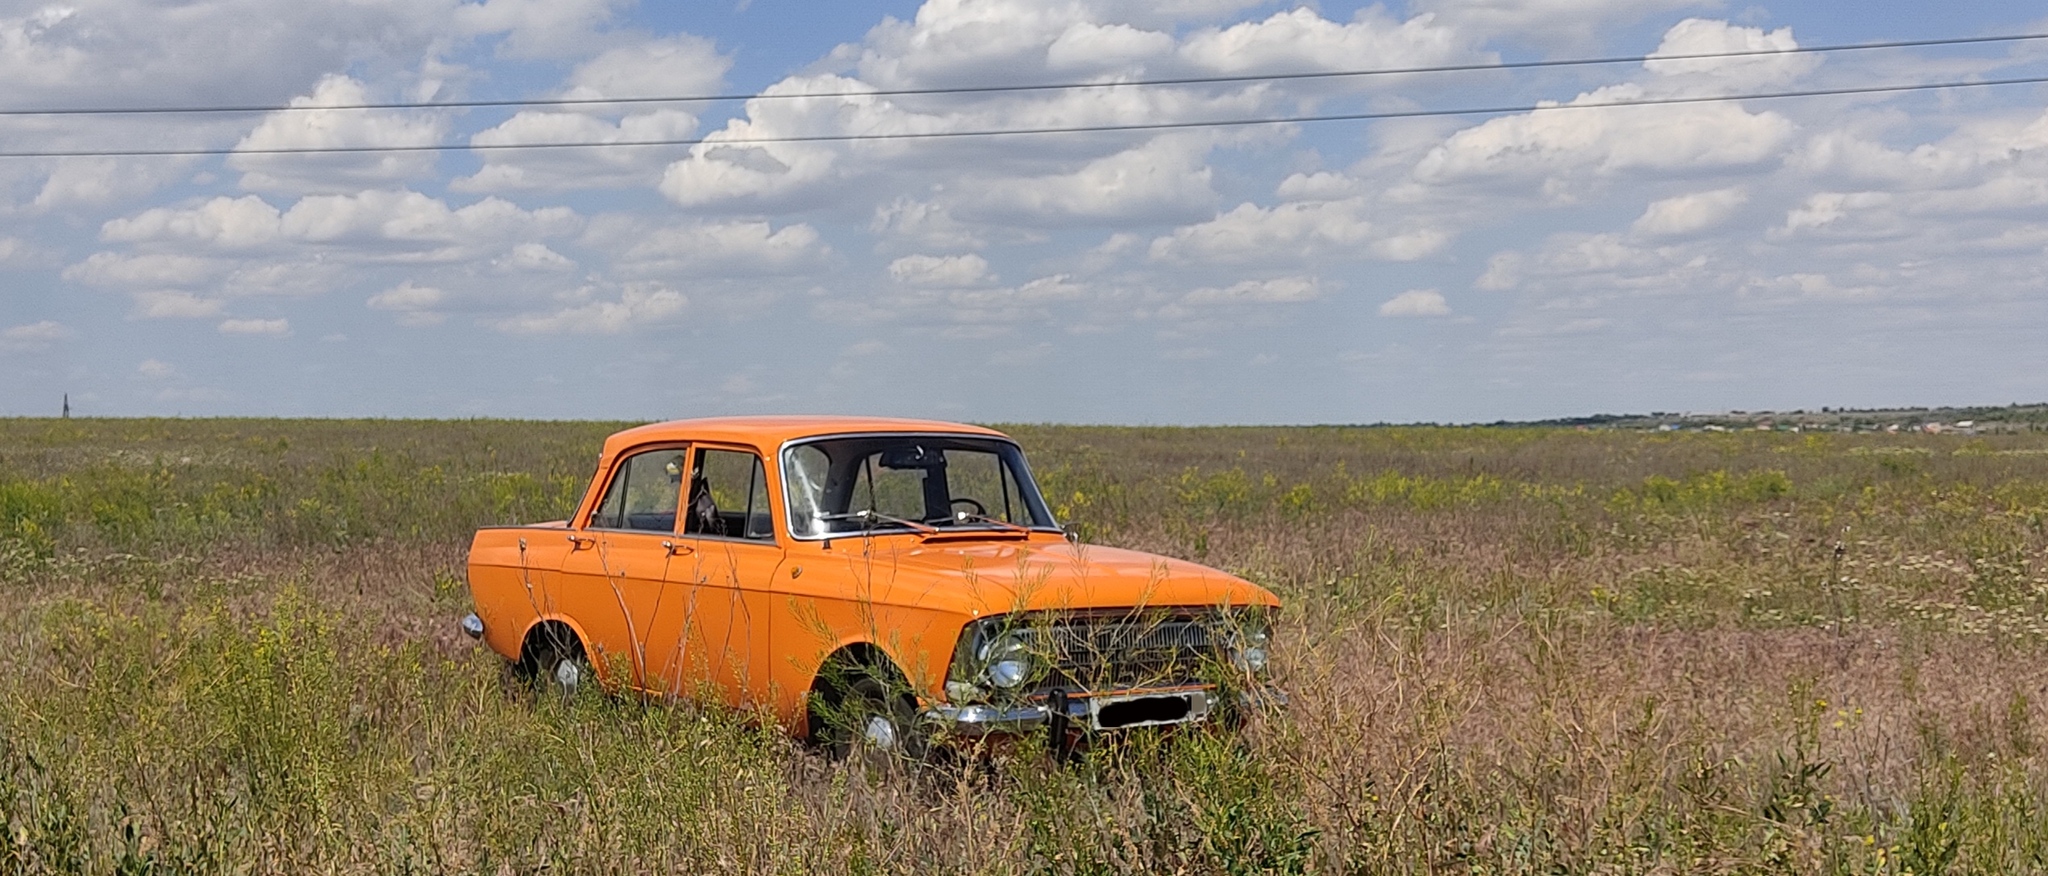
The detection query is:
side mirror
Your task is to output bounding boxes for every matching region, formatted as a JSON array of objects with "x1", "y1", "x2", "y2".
[{"x1": 1063, "y1": 525, "x2": 1081, "y2": 545}]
